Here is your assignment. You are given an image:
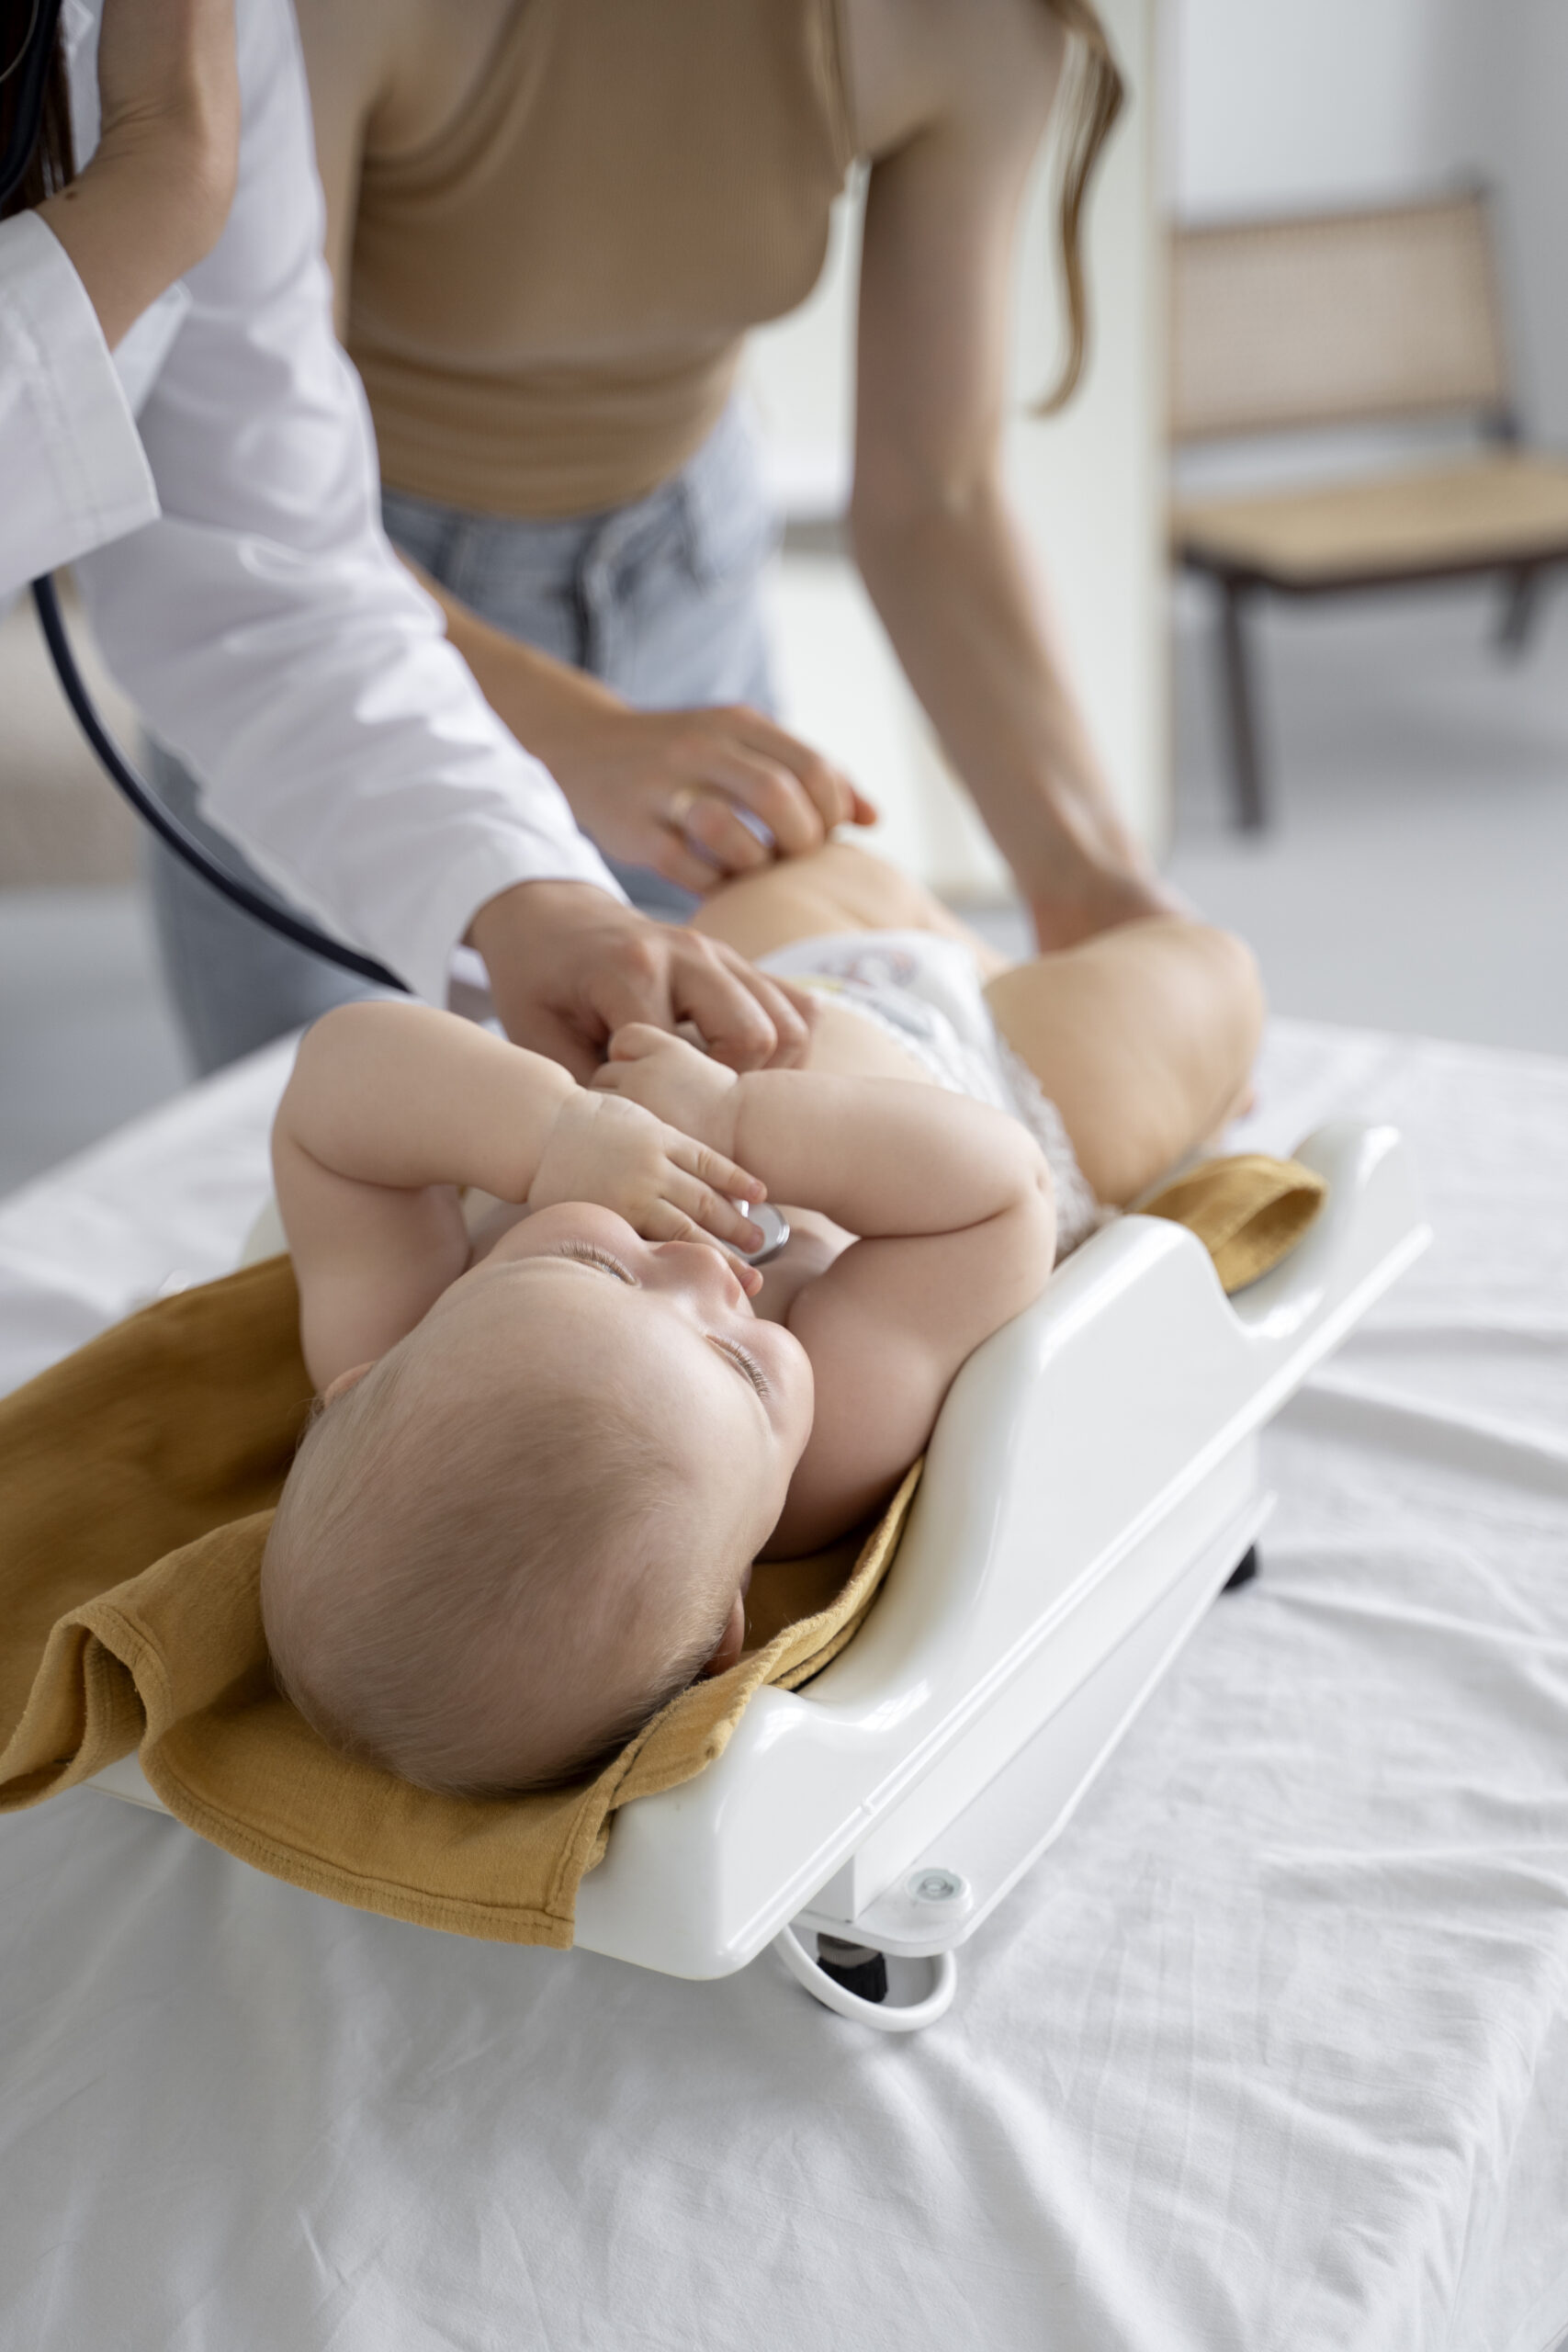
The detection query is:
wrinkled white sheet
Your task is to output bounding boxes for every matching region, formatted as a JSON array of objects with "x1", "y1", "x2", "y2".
[{"x1": 1, "y1": 1020, "x2": 1566, "y2": 2352}]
